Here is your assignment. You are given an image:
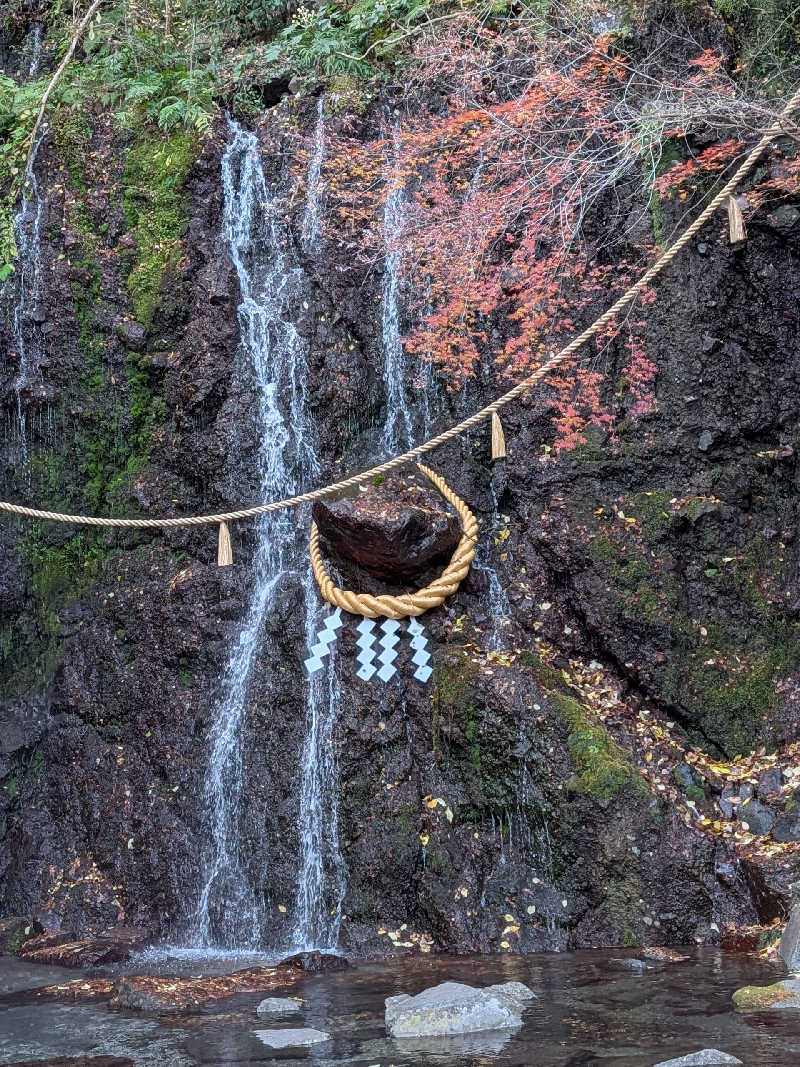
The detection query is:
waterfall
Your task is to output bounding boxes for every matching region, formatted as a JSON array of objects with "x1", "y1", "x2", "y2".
[
  {"x1": 7, "y1": 130, "x2": 46, "y2": 463},
  {"x1": 291, "y1": 105, "x2": 346, "y2": 951},
  {"x1": 301, "y1": 97, "x2": 325, "y2": 253},
  {"x1": 193, "y1": 118, "x2": 319, "y2": 950},
  {"x1": 480, "y1": 480, "x2": 511, "y2": 651},
  {"x1": 25, "y1": 23, "x2": 43, "y2": 78},
  {"x1": 291, "y1": 624, "x2": 346, "y2": 949},
  {"x1": 379, "y1": 129, "x2": 414, "y2": 453}
]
